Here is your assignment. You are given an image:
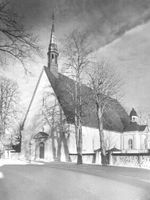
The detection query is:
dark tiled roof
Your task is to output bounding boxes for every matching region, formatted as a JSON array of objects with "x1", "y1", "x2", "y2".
[
  {"x1": 123, "y1": 122, "x2": 146, "y2": 132},
  {"x1": 44, "y1": 67, "x2": 131, "y2": 132},
  {"x1": 139, "y1": 125, "x2": 147, "y2": 131},
  {"x1": 130, "y1": 108, "x2": 138, "y2": 117}
]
